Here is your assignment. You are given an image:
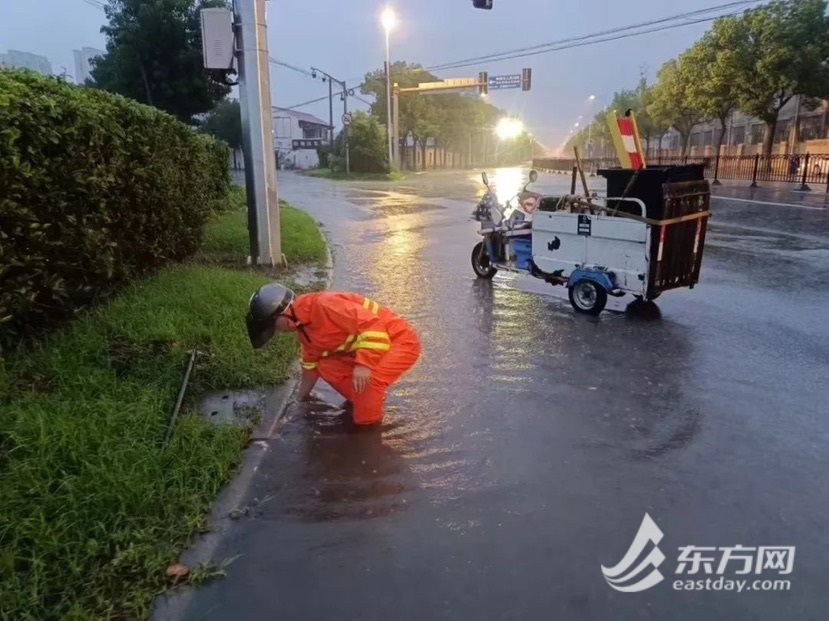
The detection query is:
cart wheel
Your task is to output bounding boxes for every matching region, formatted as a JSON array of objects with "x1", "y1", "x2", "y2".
[
  {"x1": 569, "y1": 279, "x2": 608, "y2": 315},
  {"x1": 471, "y1": 242, "x2": 497, "y2": 279}
]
